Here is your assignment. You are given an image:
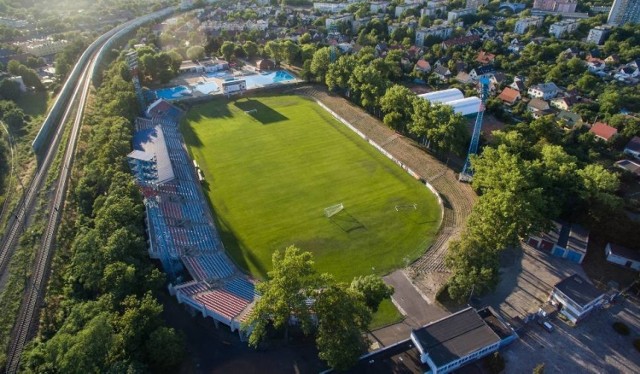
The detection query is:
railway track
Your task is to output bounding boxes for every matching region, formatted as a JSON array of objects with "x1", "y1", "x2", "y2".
[
  {"x1": 3, "y1": 45, "x2": 97, "y2": 374},
  {"x1": 2, "y1": 7, "x2": 177, "y2": 372}
]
